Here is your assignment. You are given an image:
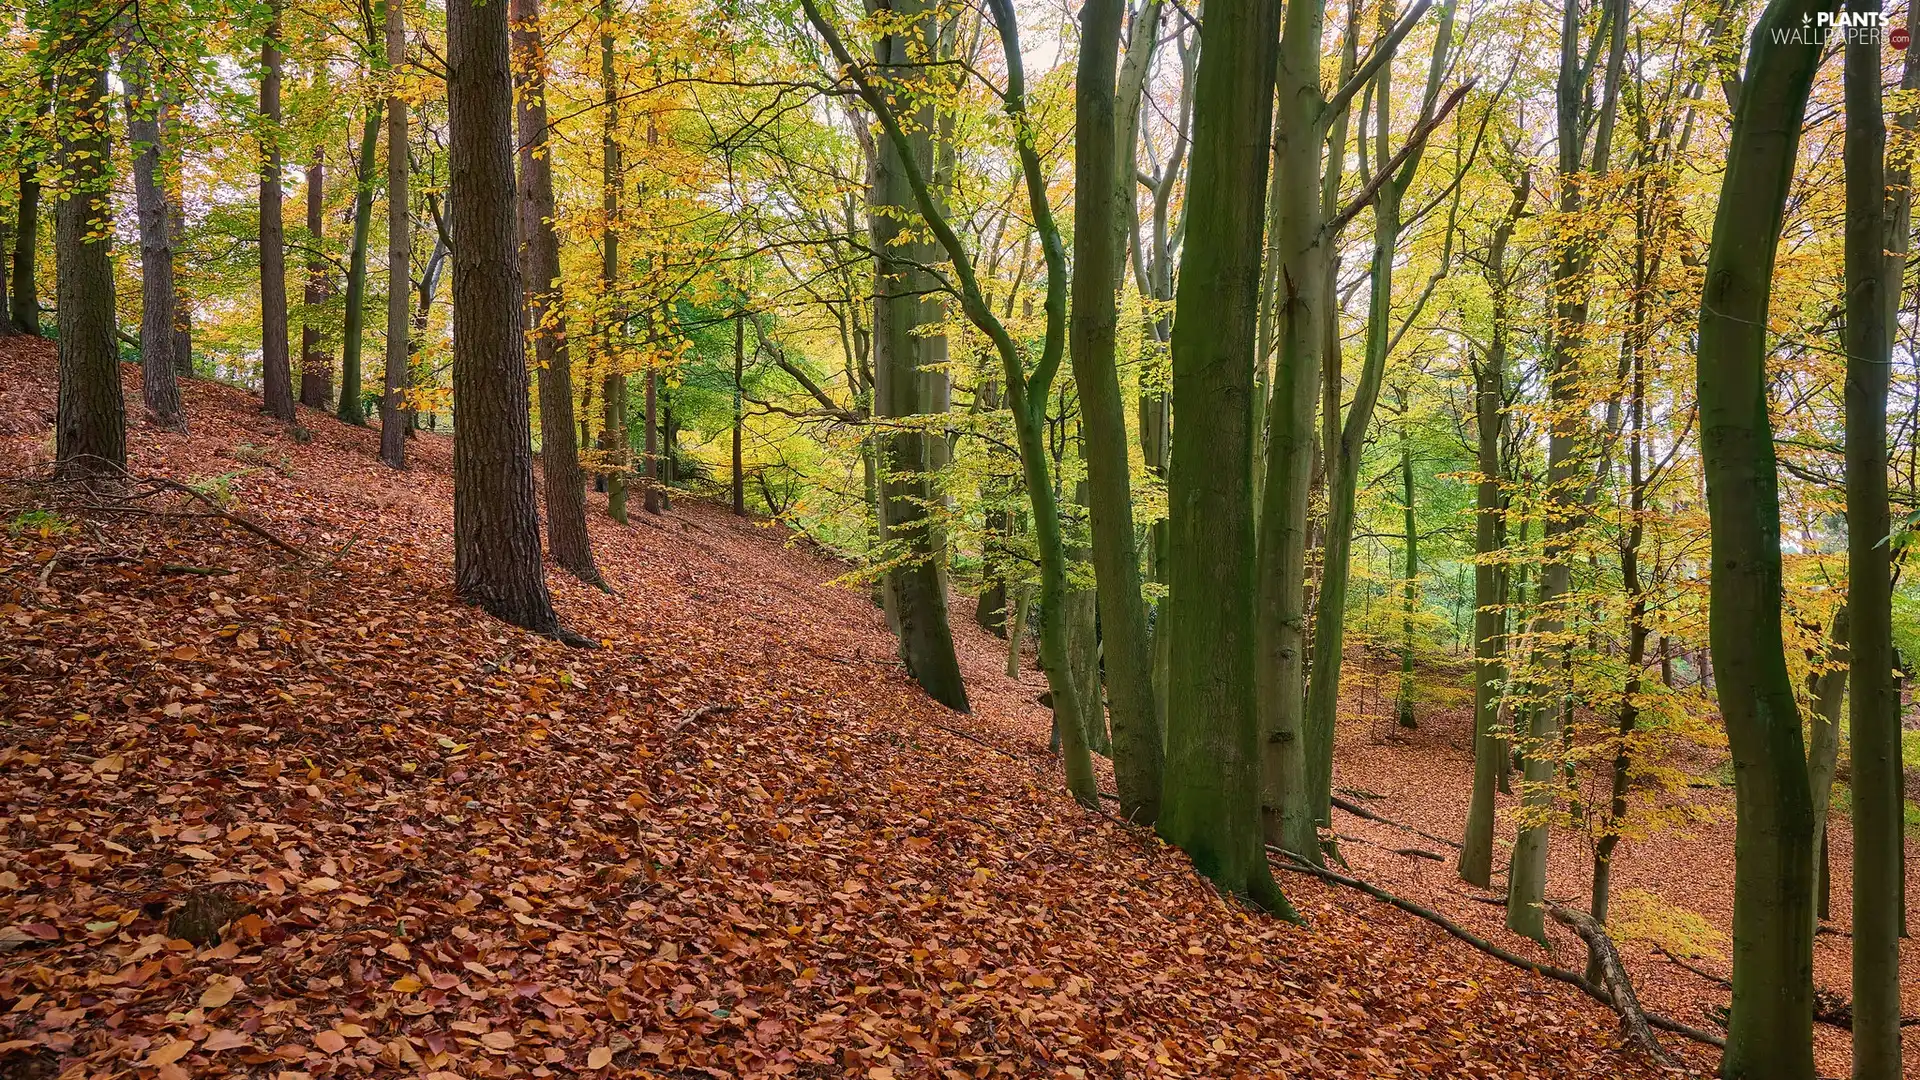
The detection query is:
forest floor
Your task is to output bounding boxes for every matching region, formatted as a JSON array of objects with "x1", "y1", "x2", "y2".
[{"x1": 0, "y1": 333, "x2": 1893, "y2": 1080}]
